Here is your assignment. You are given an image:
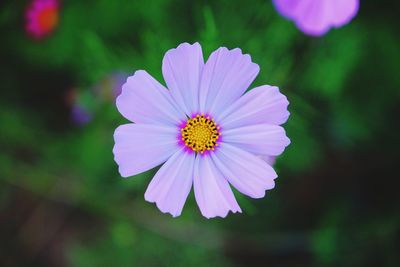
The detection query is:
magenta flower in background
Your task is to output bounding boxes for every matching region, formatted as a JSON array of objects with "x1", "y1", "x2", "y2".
[
  {"x1": 113, "y1": 43, "x2": 290, "y2": 218},
  {"x1": 25, "y1": 0, "x2": 59, "y2": 39},
  {"x1": 273, "y1": 0, "x2": 359, "y2": 36}
]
